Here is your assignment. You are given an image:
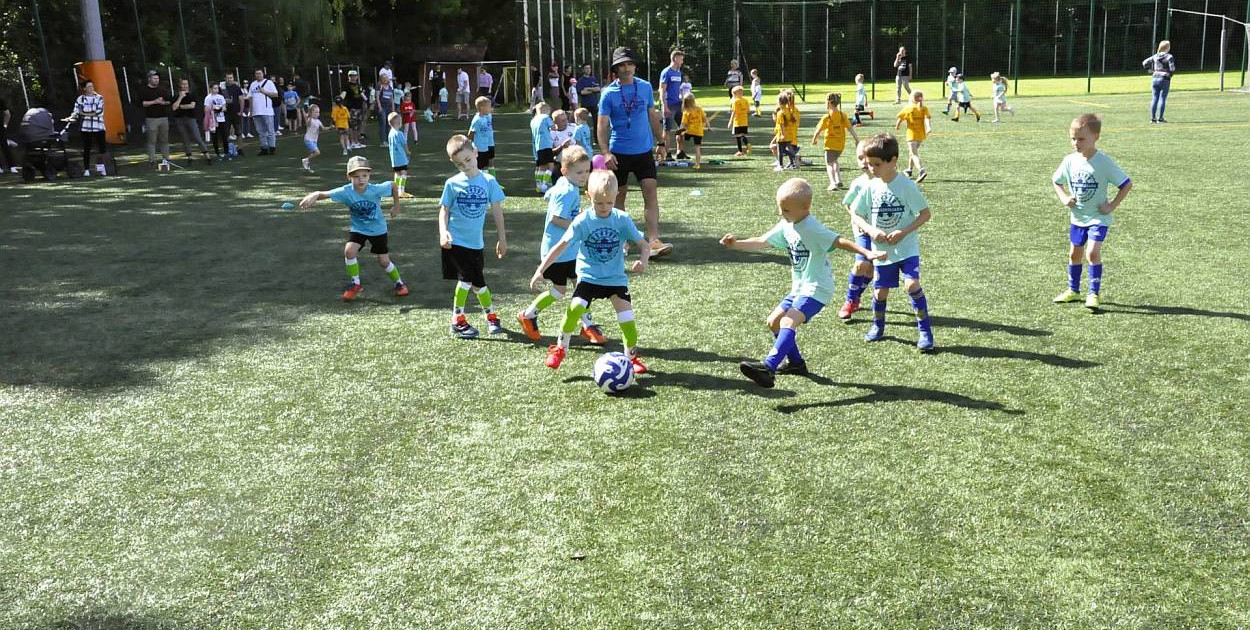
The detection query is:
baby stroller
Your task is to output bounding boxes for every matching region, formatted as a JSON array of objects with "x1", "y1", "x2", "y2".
[{"x1": 19, "y1": 108, "x2": 80, "y2": 182}]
